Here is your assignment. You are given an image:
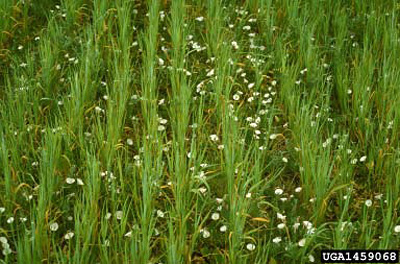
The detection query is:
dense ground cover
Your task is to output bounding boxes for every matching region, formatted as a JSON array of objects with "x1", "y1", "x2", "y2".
[{"x1": 1, "y1": 0, "x2": 400, "y2": 263}]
